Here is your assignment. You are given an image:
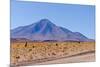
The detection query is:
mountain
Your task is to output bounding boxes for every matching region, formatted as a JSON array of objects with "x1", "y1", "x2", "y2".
[{"x1": 11, "y1": 19, "x2": 92, "y2": 42}]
